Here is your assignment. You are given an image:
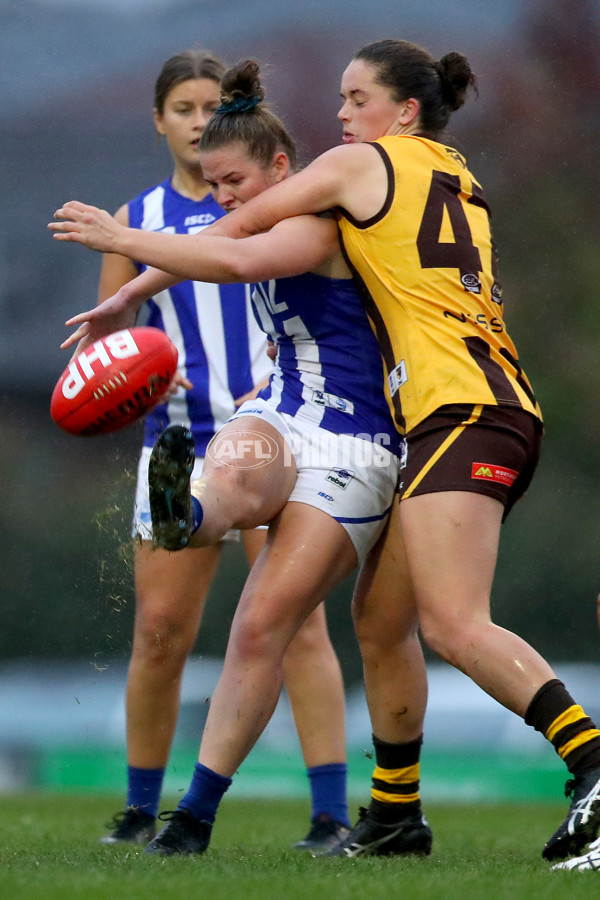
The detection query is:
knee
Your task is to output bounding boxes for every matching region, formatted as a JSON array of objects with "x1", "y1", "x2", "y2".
[
  {"x1": 132, "y1": 607, "x2": 196, "y2": 669},
  {"x1": 206, "y1": 464, "x2": 265, "y2": 526},
  {"x1": 418, "y1": 610, "x2": 470, "y2": 667},
  {"x1": 229, "y1": 610, "x2": 285, "y2": 665},
  {"x1": 353, "y1": 605, "x2": 419, "y2": 662}
]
